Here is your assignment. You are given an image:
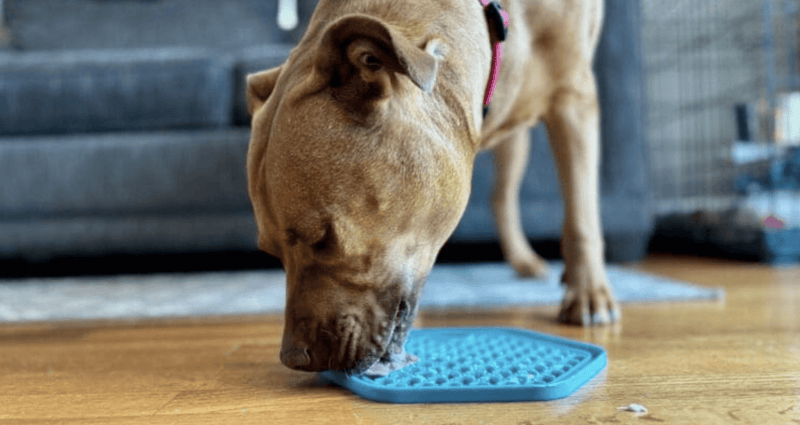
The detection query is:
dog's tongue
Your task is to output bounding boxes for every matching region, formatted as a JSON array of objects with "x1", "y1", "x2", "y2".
[{"x1": 362, "y1": 350, "x2": 419, "y2": 377}]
